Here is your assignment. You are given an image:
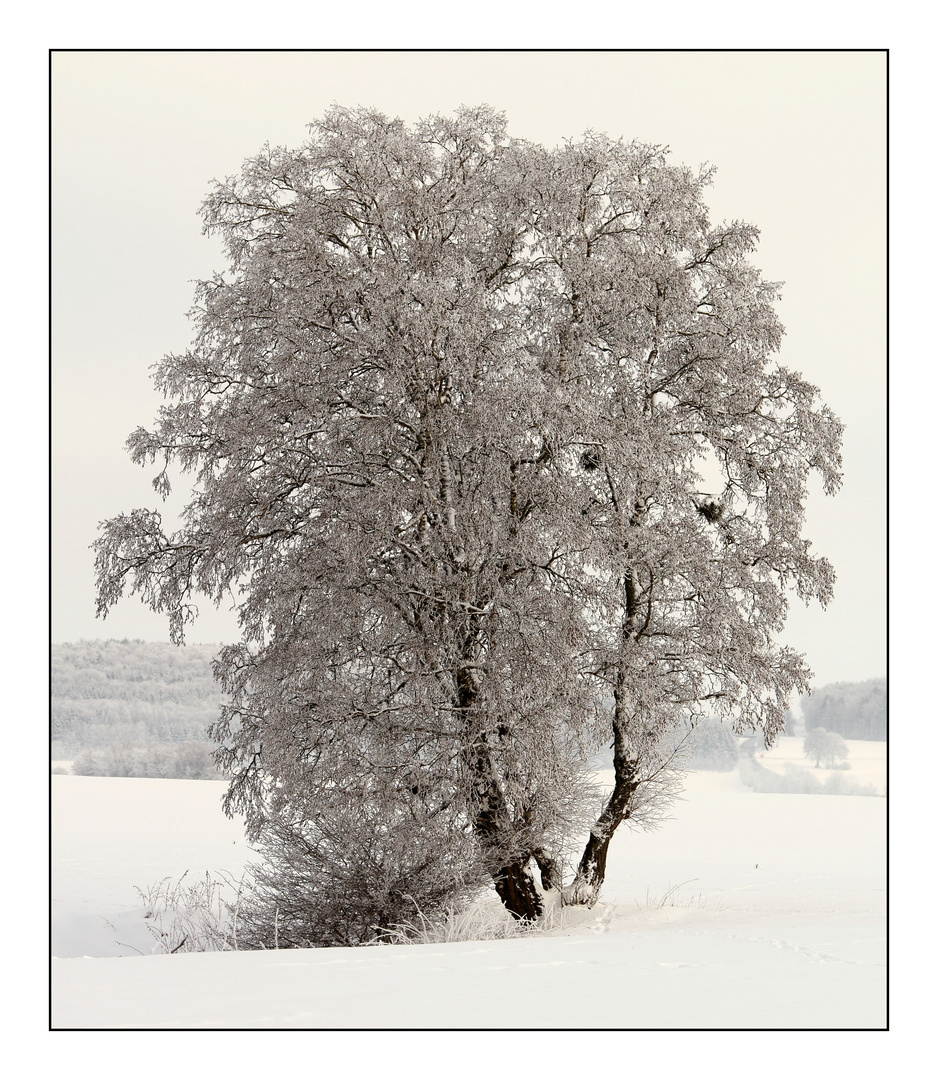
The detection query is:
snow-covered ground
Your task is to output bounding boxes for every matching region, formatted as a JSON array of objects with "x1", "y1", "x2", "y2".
[{"x1": 52, "y1": 740, "x2": 886, "y2": 1029}]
